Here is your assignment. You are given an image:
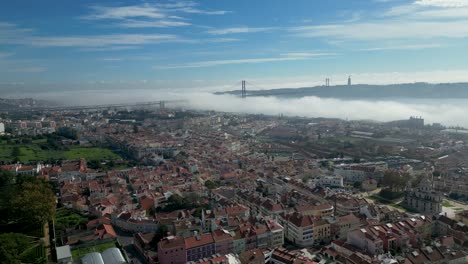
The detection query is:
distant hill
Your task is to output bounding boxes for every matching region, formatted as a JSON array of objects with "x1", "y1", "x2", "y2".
[
  {"x1": 0, "y1": 98, "x2": 54, "y2": 111},
  {"x1": 216, "y1": 82, "x2": 468, "y2": 99}
]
